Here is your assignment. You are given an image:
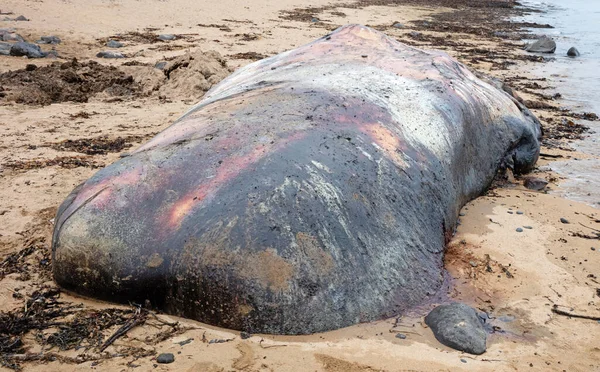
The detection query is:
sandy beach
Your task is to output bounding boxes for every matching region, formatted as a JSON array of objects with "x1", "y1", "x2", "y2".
[{"x1": 1, "y1": 0, "x2": 599, "y2": 371}]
